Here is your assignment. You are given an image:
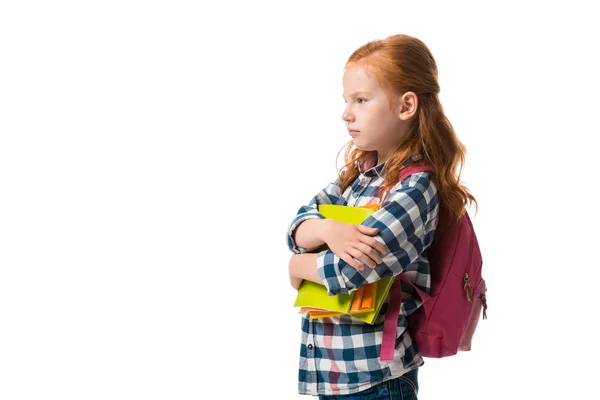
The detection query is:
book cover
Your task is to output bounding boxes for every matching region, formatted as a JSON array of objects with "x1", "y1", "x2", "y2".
[{"x1": 293, "y1": 279, "x2": 355, "y2": 313}]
